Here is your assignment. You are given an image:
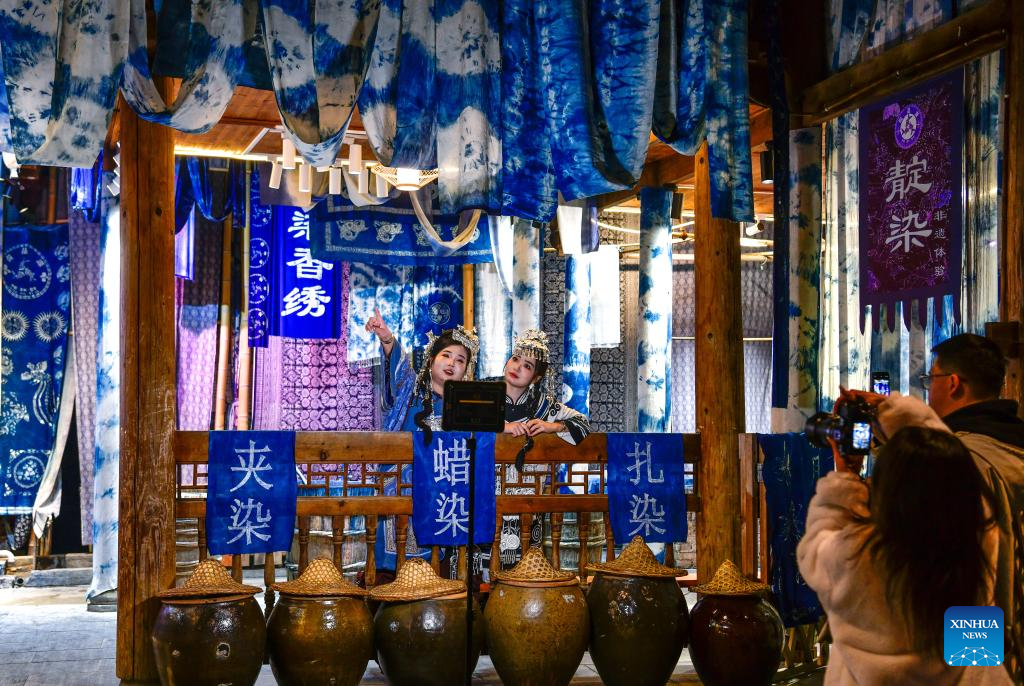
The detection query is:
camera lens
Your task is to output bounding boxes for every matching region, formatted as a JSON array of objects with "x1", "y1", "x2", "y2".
[{"x1": 805, "y1": 412, "x2": 843, "y2": 449}]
